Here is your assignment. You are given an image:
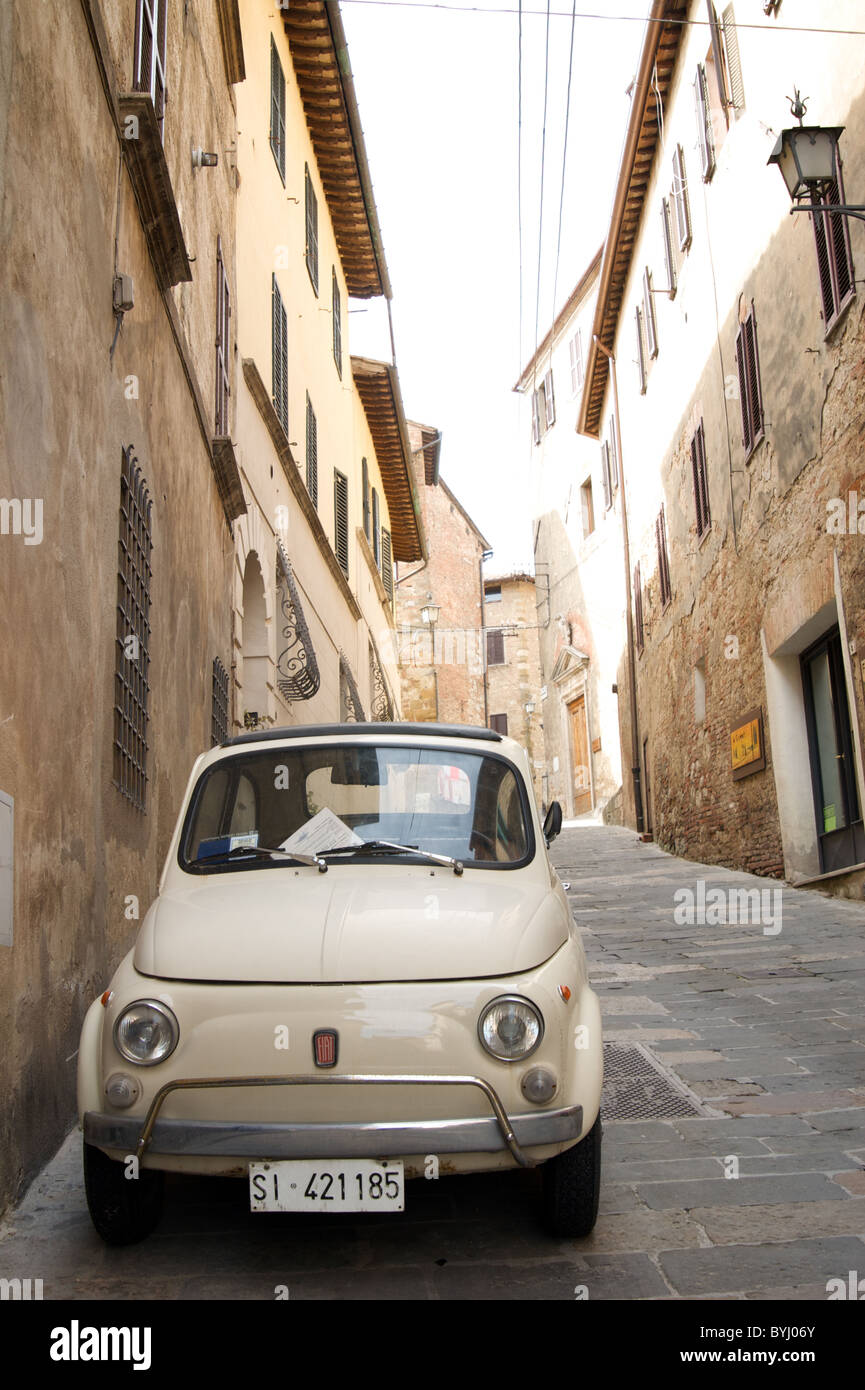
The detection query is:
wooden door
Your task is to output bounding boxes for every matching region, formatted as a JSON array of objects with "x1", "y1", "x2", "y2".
[{"x1": 568, "y1": 695, "x2": 592, "y2": 815}]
